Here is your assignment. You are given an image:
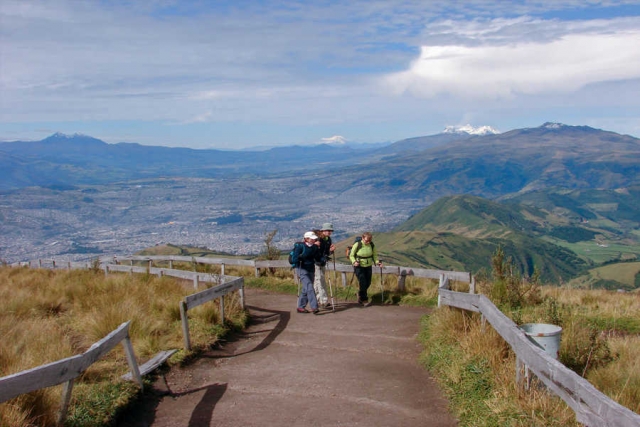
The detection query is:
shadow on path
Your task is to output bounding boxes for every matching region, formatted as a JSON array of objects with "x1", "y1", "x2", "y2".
[
  {"x1": 188, "y1": 383, "x2": 228, "y2": 427},
  {"x1": 202, "y1": 305, "x2": 289, "y2": 359}
]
